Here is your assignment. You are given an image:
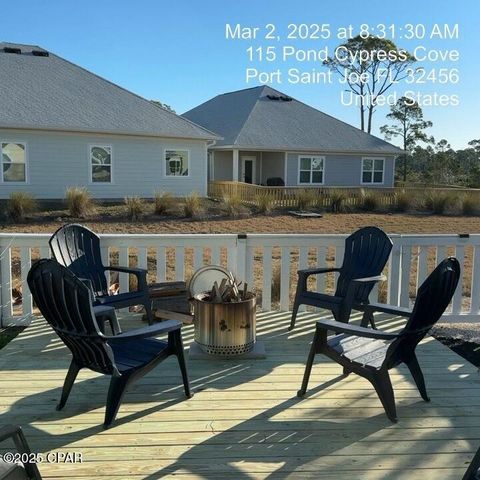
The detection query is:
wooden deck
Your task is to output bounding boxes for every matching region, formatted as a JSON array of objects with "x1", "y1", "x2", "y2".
[{"x1": 0, "y1": 311, "x2": 479, "y2": 479}]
